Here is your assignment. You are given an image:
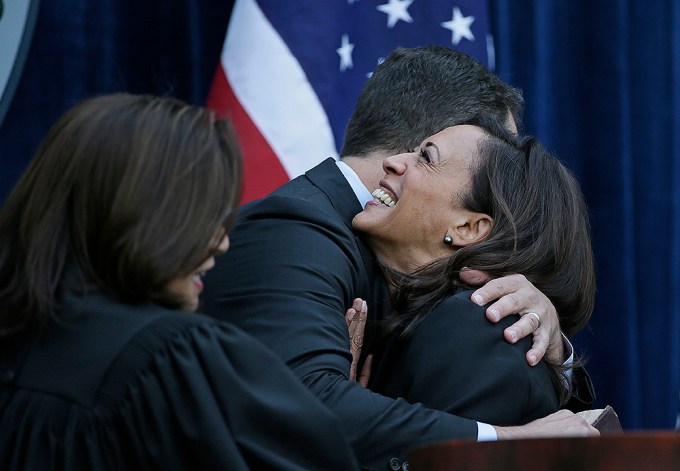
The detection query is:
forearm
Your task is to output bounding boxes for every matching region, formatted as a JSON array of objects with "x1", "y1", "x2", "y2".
[
  {"x1": 300, "y1": 368, "x2": 478, "y2": 469},
  {"x1": 494, "y1": 410, "x2": 599, "y2": 439}
]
